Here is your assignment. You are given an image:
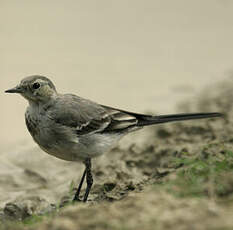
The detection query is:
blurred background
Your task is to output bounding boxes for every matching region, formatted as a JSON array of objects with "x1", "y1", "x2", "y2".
[{"x1": 1, "y1": 0, "x2": 233, "y2": 150}]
